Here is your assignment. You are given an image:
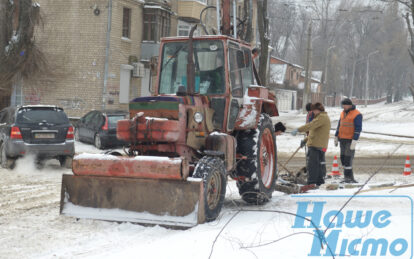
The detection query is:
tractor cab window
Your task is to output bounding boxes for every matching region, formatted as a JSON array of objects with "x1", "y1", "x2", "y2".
[
  {"x1": 229, "y1": 47, "x2": 244, "y2": 97},
  {"x1": 229, "y1": 44, "x2": 254, "y2": 98},
  {"x1": 159, "y1": 40, "x2": 225, "y2": 95},
  {"x1": 242, "y1": 47, "x2": 254, "y2": 91}
]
